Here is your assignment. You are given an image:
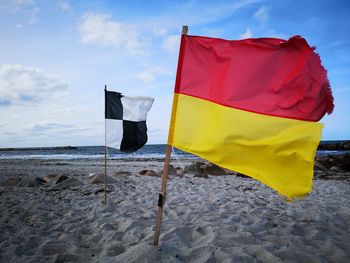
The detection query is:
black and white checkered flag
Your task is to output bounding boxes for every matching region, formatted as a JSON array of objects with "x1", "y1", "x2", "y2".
[{"x1": 105, "y1": 90, "x2": 154, "y2": 152}]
